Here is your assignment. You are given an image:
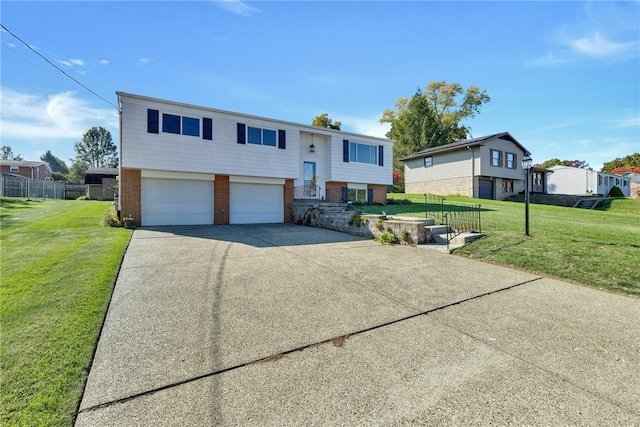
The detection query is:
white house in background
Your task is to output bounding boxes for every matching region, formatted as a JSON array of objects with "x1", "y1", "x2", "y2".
[
  {"x1": 401, "y1": 132, "x2": 533, "y2": 200},
  {"x1": 117, "y1": 92, "x2": 393, "y2": 227},
  {"x1": 546, "y1": 165, "x2": 631, "y2": 197}
]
